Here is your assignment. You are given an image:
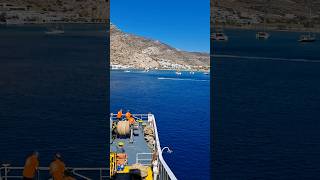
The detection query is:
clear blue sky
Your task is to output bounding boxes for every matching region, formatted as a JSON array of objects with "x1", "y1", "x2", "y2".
[{"x1": 111, "y1": 0, "x2": 209, "y2": 53}]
